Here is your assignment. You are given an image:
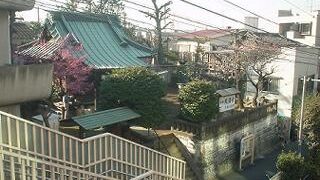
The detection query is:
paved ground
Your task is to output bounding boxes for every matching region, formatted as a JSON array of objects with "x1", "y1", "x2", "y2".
[
  {"x1": 218, "y1": 148, "x2": 281, "y2": 180},
  {"x1": 218, "y1": 142, "x2": 306, "y2": 180}
]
